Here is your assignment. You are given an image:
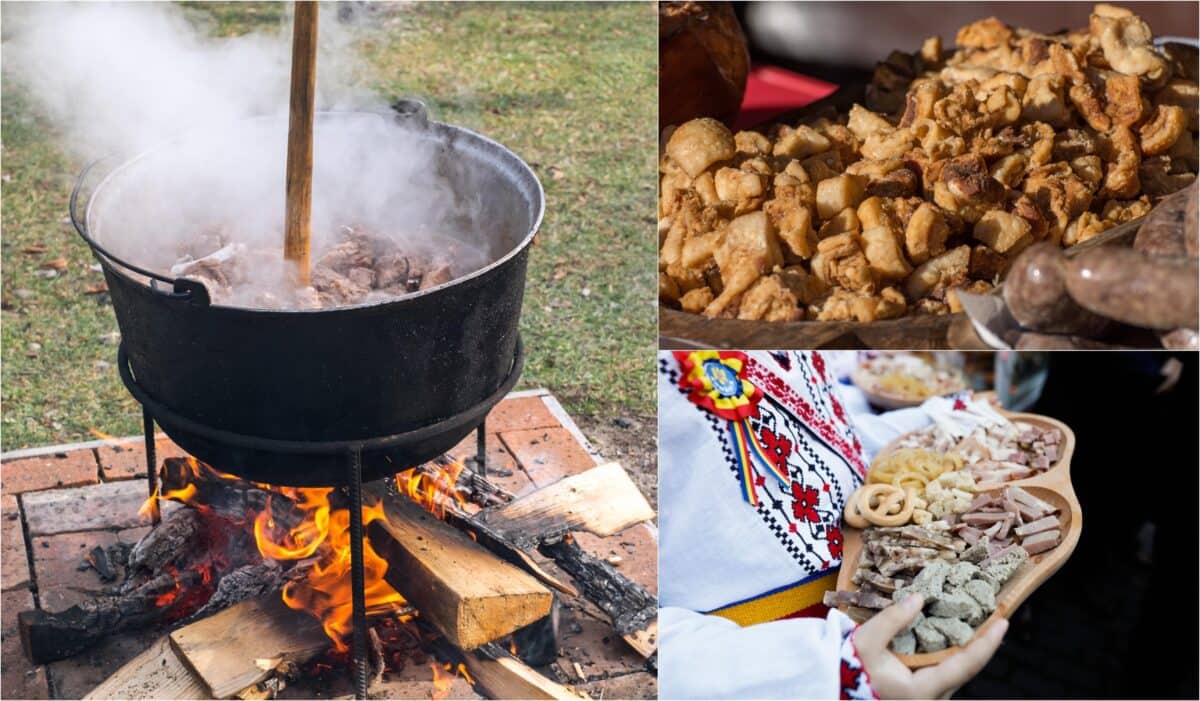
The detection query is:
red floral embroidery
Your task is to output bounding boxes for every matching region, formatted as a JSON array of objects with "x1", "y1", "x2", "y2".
[
  {"x1": 812, "y1": 351, "x2": 827, "y2": 380},
  {"x1": 831, "y1": 396, "x2": 846, "y2": 423},
  {"x1": 827, "y1": 525, "x2": 844, "y2": 560},
  {"x1": 840, "y1": 631, "x2": 878, "y2": 699},
  {"x1": 791, "y1": 483, "x2": 821, "y2": 523},
  {"x1": 744, "y1": 358, "x2": 867, "y2": 476},
  {"x1": 758, "y1": 427, "x2": 792, "y2": 477},
  {"x1": 839, "y1": 659, "x2": 862, "y2": 697}
]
